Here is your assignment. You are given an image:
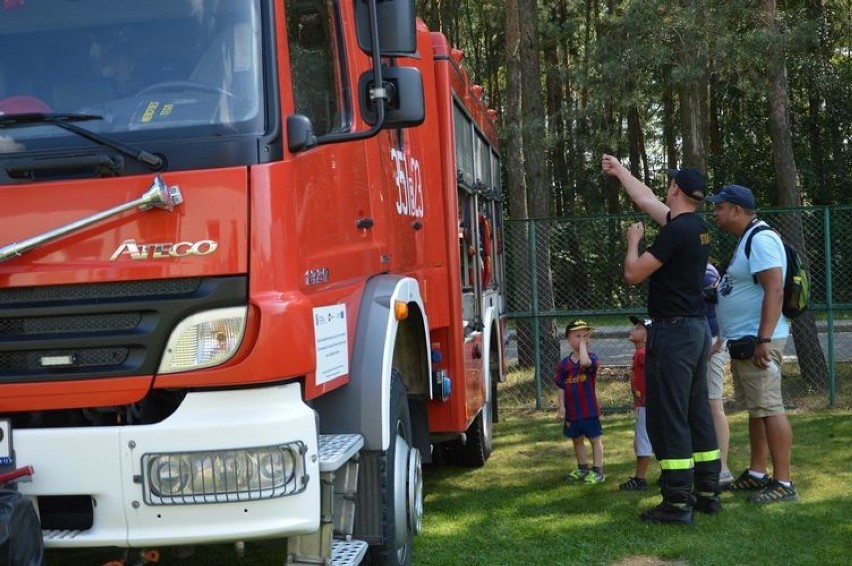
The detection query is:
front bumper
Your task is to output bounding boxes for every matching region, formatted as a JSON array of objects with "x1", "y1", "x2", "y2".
[{"x1": 15, "y1": 382, "x2": 320, "y2": 548}]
